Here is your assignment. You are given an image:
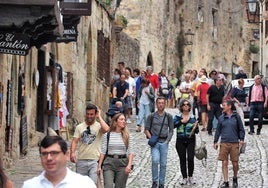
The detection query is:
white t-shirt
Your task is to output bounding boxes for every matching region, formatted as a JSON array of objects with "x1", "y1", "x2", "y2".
[
  {"x1": 125, "y1": 76, "x2": 136, "y2": 96},
  {"x1": 160, "y1": 76, "x2": 169, "y2": 88},
  {"x1": 22, "y1": 168, "x2": 96, "y2": 188},
  {"x1": 140, "y1": 86, "x2": 150, "y2": 105}
]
